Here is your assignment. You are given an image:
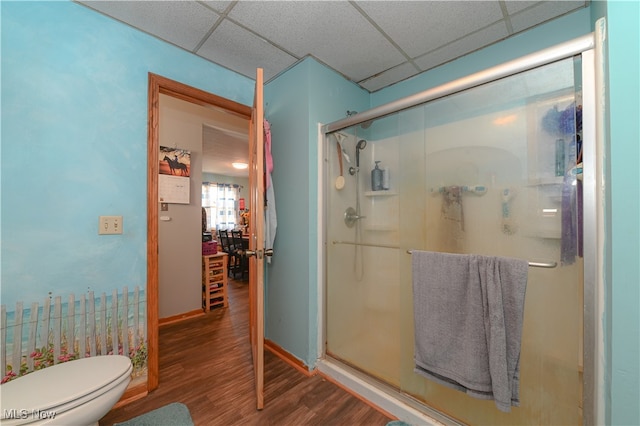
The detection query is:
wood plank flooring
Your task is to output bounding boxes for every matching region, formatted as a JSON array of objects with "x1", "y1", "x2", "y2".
[{"x1": 99, "y1": 278, "x2": 392, "y2": 426}]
